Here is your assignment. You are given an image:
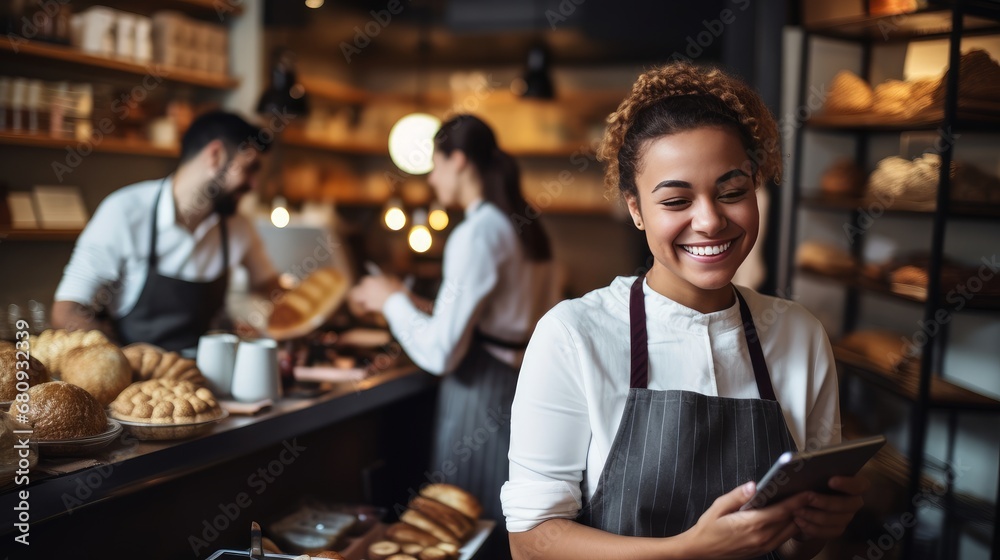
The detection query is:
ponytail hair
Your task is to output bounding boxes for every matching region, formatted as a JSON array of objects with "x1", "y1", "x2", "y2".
[{"x1": 434, "y1": 114, "x2": 552, "y2": 262}]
